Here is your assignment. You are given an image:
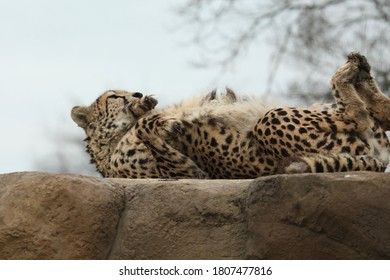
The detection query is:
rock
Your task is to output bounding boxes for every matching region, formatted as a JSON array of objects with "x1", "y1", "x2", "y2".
[
  {"x1": 0, "y1": 172, "x2": 124, "y2": 259},
  {"x1": 246, "y1": 172, "x2": 390, "y2": 259},
  {"x1": 0, "y1": 171, "x2": 389, "y2": 259},
  {"x1": 108, "y1": 179, "x2": 249, "y2": 259}
]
